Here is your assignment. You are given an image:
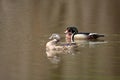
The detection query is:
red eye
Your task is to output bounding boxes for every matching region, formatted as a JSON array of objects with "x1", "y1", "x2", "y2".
[{"x1": 68, "y1": 29, "x2": 71, "y2": 32}]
